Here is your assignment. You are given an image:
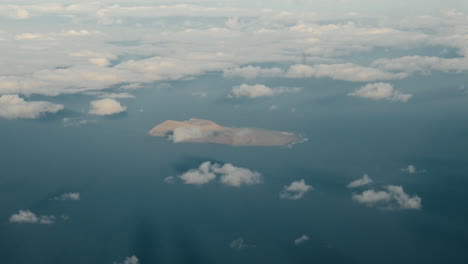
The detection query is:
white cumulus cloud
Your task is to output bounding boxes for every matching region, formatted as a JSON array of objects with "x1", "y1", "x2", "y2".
[
  {"x1": 53, "y1": 192, "x2": 80, "y2": 201},
  {"x1": 230, "y1": 84, "x2": 301, "y2": 98},
  {"x1": 348, "y1": 82, "x2": 412, "y2": 102},
  {"x1": 230, "y1": 237, "x2": 255, "y2": 250},
  {"x1": 0, "y1": 94, "x2": 63, "y2": 119},
  {"x1": 280, "y1": 179, "x2": 313, "y2": 200},
  {"x1": 212, "y1": 163, "x2": 262, "y2": 187},
  {"x1": 352, "y1": 185, "x2": 422, "y2": 210},
  {"x1": 114, "y1": 255, "x2": 139, "y2": 264},
  {"x1": 294, "y1": 235, "x2": 310, "y2": 245},
  {"x1": 178, "y1": 161, "x2": 262, "y2": 187},
  {"x1": 9, "y1": 210, "x2": 56, "y2": 224},
  {"x1": 88, "y1": 98, "x2": 127, "y2": 116},
  {"x1": 347, "y1": 174, "x2": 373, "y2": 188},
  {"x1": 179, "y1": 161, "x2": 217, "y2": 185}
]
